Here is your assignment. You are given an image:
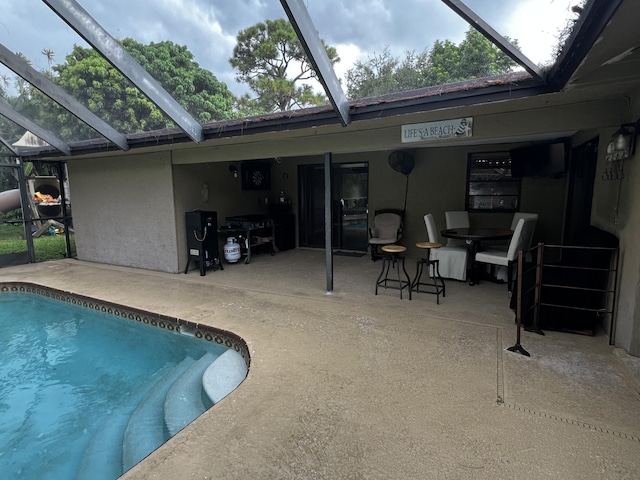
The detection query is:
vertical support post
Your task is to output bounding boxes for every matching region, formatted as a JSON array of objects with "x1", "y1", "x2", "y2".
[
  {"x1": 56, "y1": 162, "x2": 73, "y2": 258},
  {"x1": 533, "y1": 243, "x2": 544, "y2": 334},
  {"x1": 507, "y1": 250, "x2": 530, "y2": 356},
  {"x1": 609, "y1": 246, "x2": 620, "y2": 345},
  {"x1": 324, "y1": 152, "x2": 333, "y2": 293},
  {"x1": 16, "y1": 158, "x2": 36, "y2": 263}
]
